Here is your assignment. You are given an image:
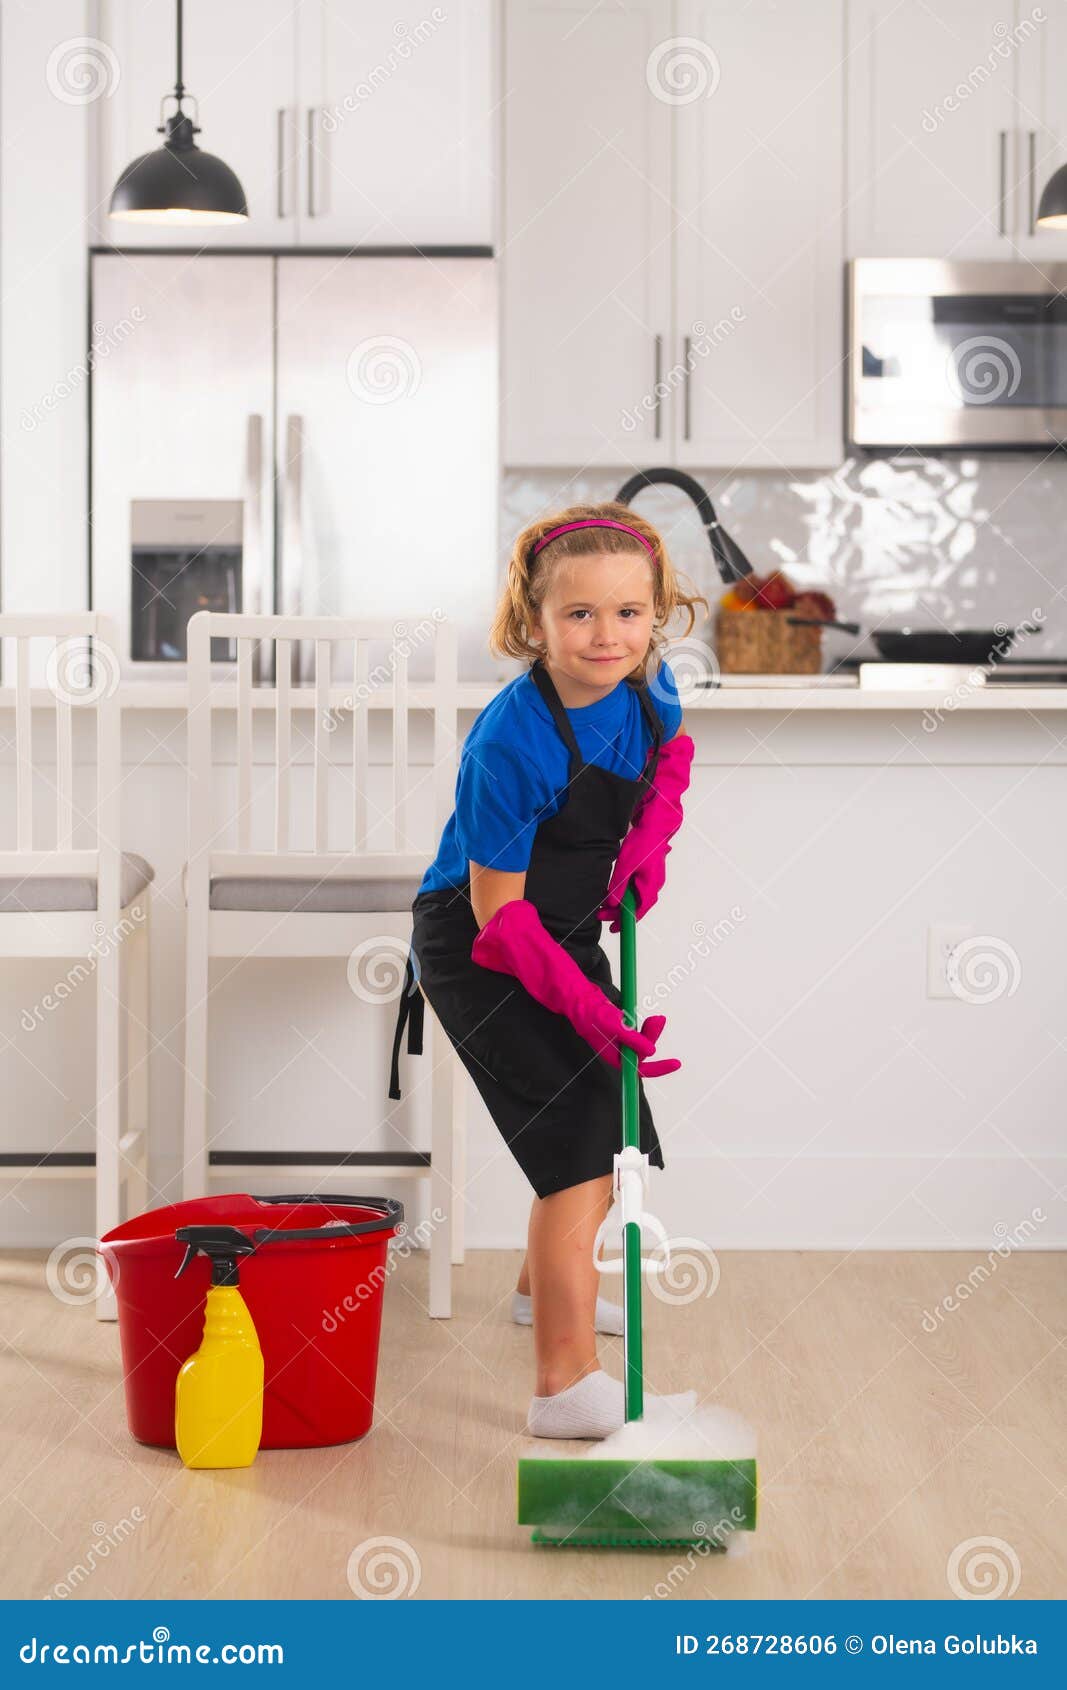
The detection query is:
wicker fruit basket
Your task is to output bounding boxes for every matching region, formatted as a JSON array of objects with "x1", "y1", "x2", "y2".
[
  {"x1": 715, "y1": 573, "x2": 837, "y2": 676},
  {"x1": 715, "y1": 609, "x2": 822, "y2": 675}
]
